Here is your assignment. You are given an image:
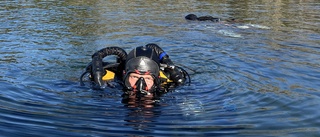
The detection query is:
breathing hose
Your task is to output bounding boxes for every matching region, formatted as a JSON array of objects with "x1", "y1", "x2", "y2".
[{"x1": 91, "y1": 47, "x2": 127, "y2": 89}]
